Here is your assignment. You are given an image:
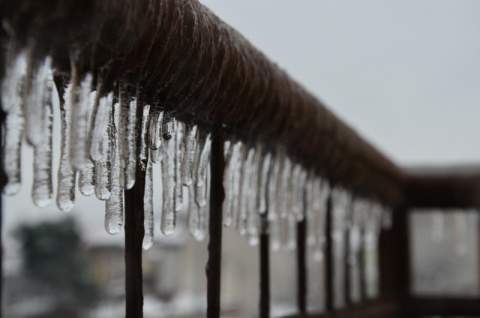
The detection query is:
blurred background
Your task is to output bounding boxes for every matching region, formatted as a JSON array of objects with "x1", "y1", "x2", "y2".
[{"x1": 3, "y1": 1, "x2": 480, "y2": 317}]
